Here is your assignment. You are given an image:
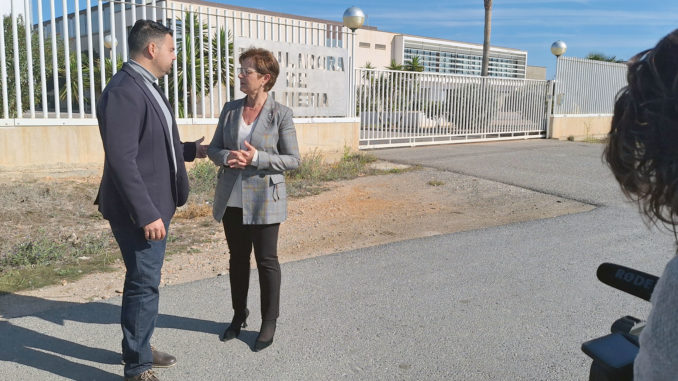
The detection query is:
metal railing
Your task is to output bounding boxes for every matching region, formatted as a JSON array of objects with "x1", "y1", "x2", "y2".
[
  {"x1": 553, "y1": 57, "x2": 627, "y2": 116},
  {"x1": 357, "y1": 68, "x2": 550, "y2": 148},
  {"x1": 0, "y1": 0, "x2": 353, "y2": 125}
]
